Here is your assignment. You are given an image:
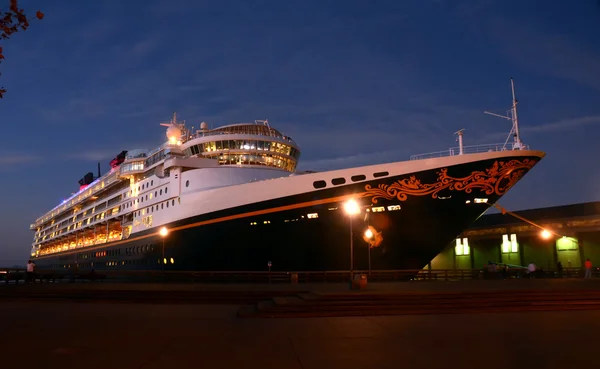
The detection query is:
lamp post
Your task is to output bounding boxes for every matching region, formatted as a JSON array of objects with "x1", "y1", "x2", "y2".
[
  {"x1": 365, "y1": 228, "x2": 373, "y2": 275},
  {"x1": 159, "y1": 227, "x2": 168, "y2": 272},
  {"x1": 343, "y1": 199, "x2": 361, "y2": 284}
]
